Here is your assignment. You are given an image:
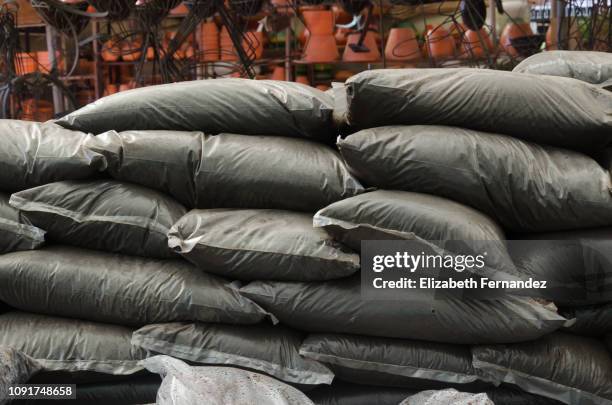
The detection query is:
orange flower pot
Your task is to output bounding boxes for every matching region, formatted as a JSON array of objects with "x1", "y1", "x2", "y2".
[
  {"x1": 201, "y1": 21, "x2": 220, "y2": 62},
  {"x1": 460, "y1": 28, "x2": 494, "y2": 58},
  {"x1": 500, "y1": 23, "x2": 533, "y2": 57},
  {"x1": 425, "y1": 25, "x2": 455, "y2": 61},
  {"x1": 270, "y1": 65, "x2": 285, "y2": 81},
  {"x1": 295, "y1": 75, "x2": 310, "y2": 85},
  {"x1": 121, "y1": 41, "x2": 143, "y2": 62},
  {"x1": 220, "y1": 26, "x2": 238, "y2": 61},
  {"x1": 343, "y1": 31, "x2": 380, "y2": 62},
  {"x1": 384, "y1": 27, "x2": 421, "y2": 62},
  {"x1": 101, "y1": 40, "x2": 121, "y2": 62},
  {"x1": 301, "y1": 10, "x2": 339, "y2": 63},
  {"x1": 243, "y1": 31, "x2": 264, "y2": 60},
  {"x1": 15, "y1": 53, "x2": 37, "y2": 75}
]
